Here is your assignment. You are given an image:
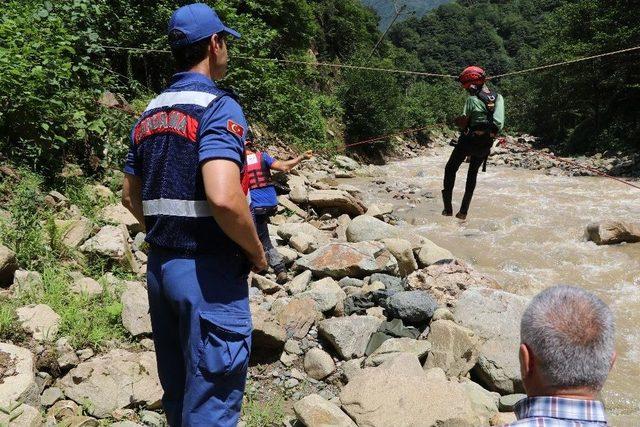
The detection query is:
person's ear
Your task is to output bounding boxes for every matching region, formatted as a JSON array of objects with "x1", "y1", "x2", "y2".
[{"x1": 519, "y1": 343, "x2": 533, "y2": 379}]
